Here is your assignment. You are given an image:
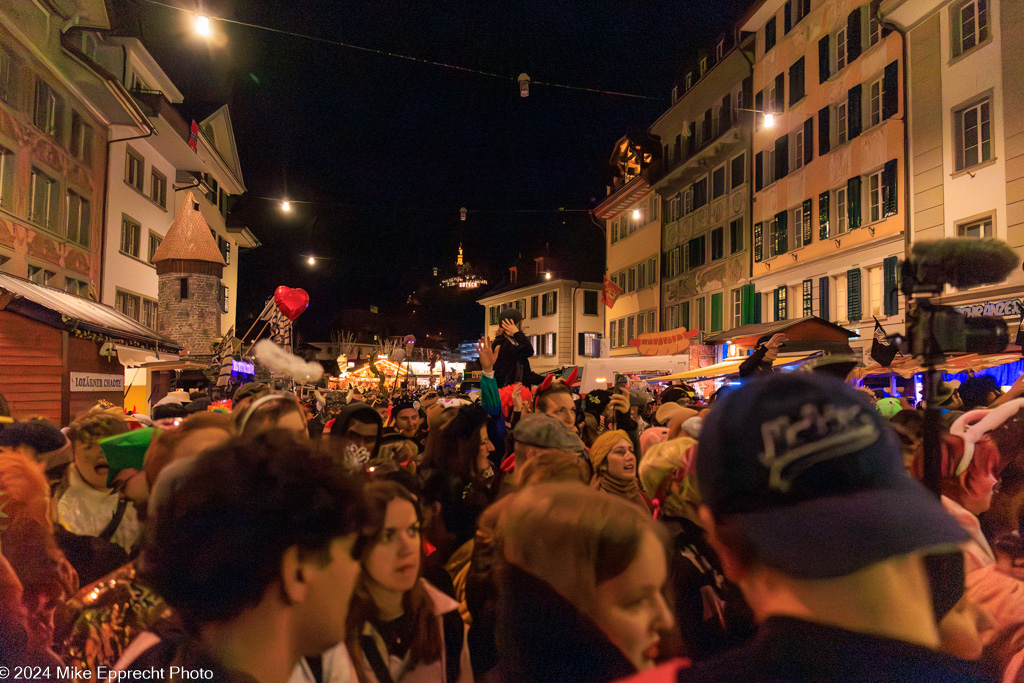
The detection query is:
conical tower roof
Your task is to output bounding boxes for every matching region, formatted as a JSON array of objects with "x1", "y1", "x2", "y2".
[{"x1": 151, "y1": 191, "x2": 227, "y2": 266}]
